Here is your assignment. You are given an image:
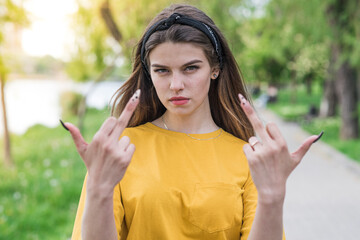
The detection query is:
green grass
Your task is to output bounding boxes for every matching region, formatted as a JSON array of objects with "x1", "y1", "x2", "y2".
[
  {"x1": 0, "y1": 107, "x2": 110, "y2": 240},
  {"x1": 266, "y1": 84, "x2": 360, "y2": 163}
]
